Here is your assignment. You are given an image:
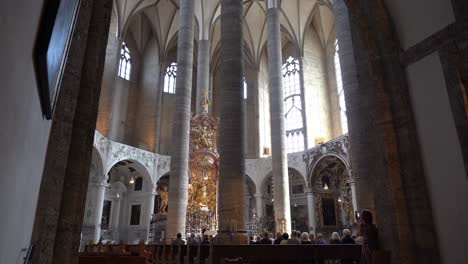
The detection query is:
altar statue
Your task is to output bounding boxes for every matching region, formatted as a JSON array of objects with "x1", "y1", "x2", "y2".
[{"x1": 158, "y1": 186, "x2": 168, "y2": 214}]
